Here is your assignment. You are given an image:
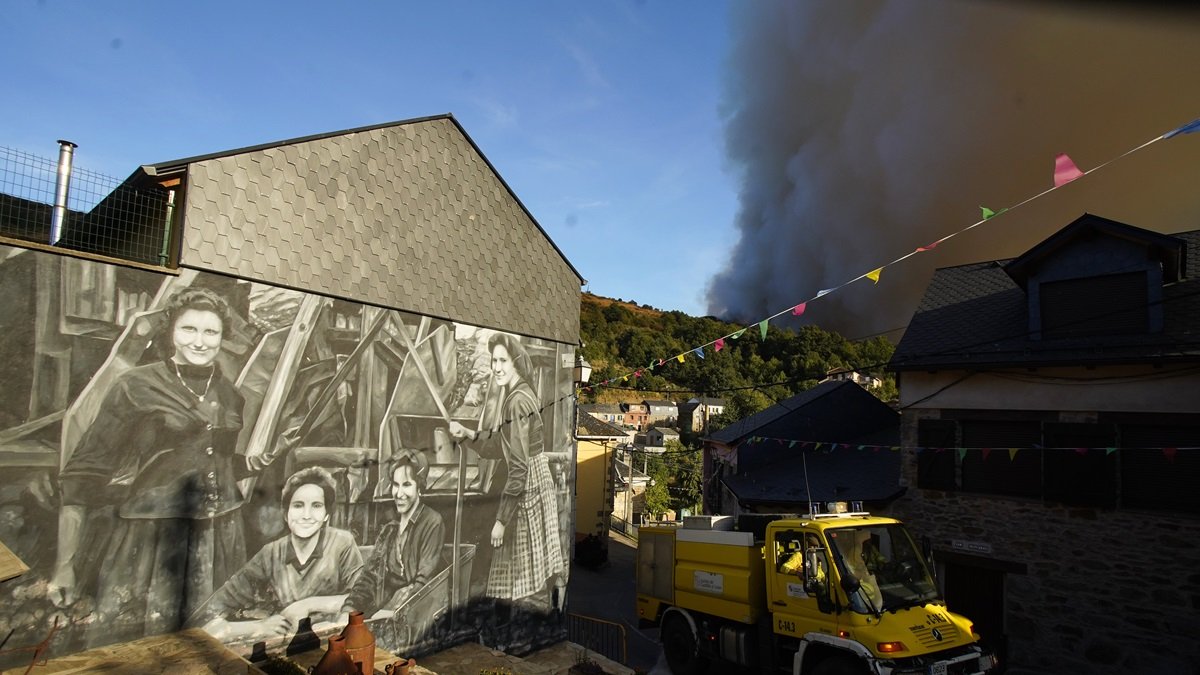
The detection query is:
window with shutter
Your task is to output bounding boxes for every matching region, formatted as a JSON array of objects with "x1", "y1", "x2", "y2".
[
  {"x1": 1042, "y1": 422, "x2": 1117, "y2": 507},
  {"x1": 917, "y1": 419, "x2": 957, "y2": 490},
  {"x1": 1040, "y1": 271, "x2": 1148, "y2": 338},
  {"x1": 960, "y1": 420, "x2": 1042, "y2": 498},
  {"x1": 1119, "y1": 423, "x2": 1200, "y2": 513}
]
